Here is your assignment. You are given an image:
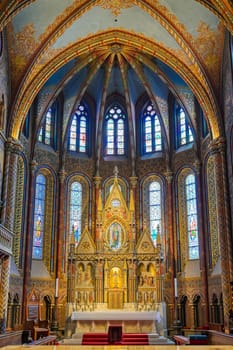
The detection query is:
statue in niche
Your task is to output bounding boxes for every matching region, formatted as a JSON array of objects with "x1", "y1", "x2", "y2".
[{"x1": 110, "y1": 267, "x2": 121, "y2": 288}]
